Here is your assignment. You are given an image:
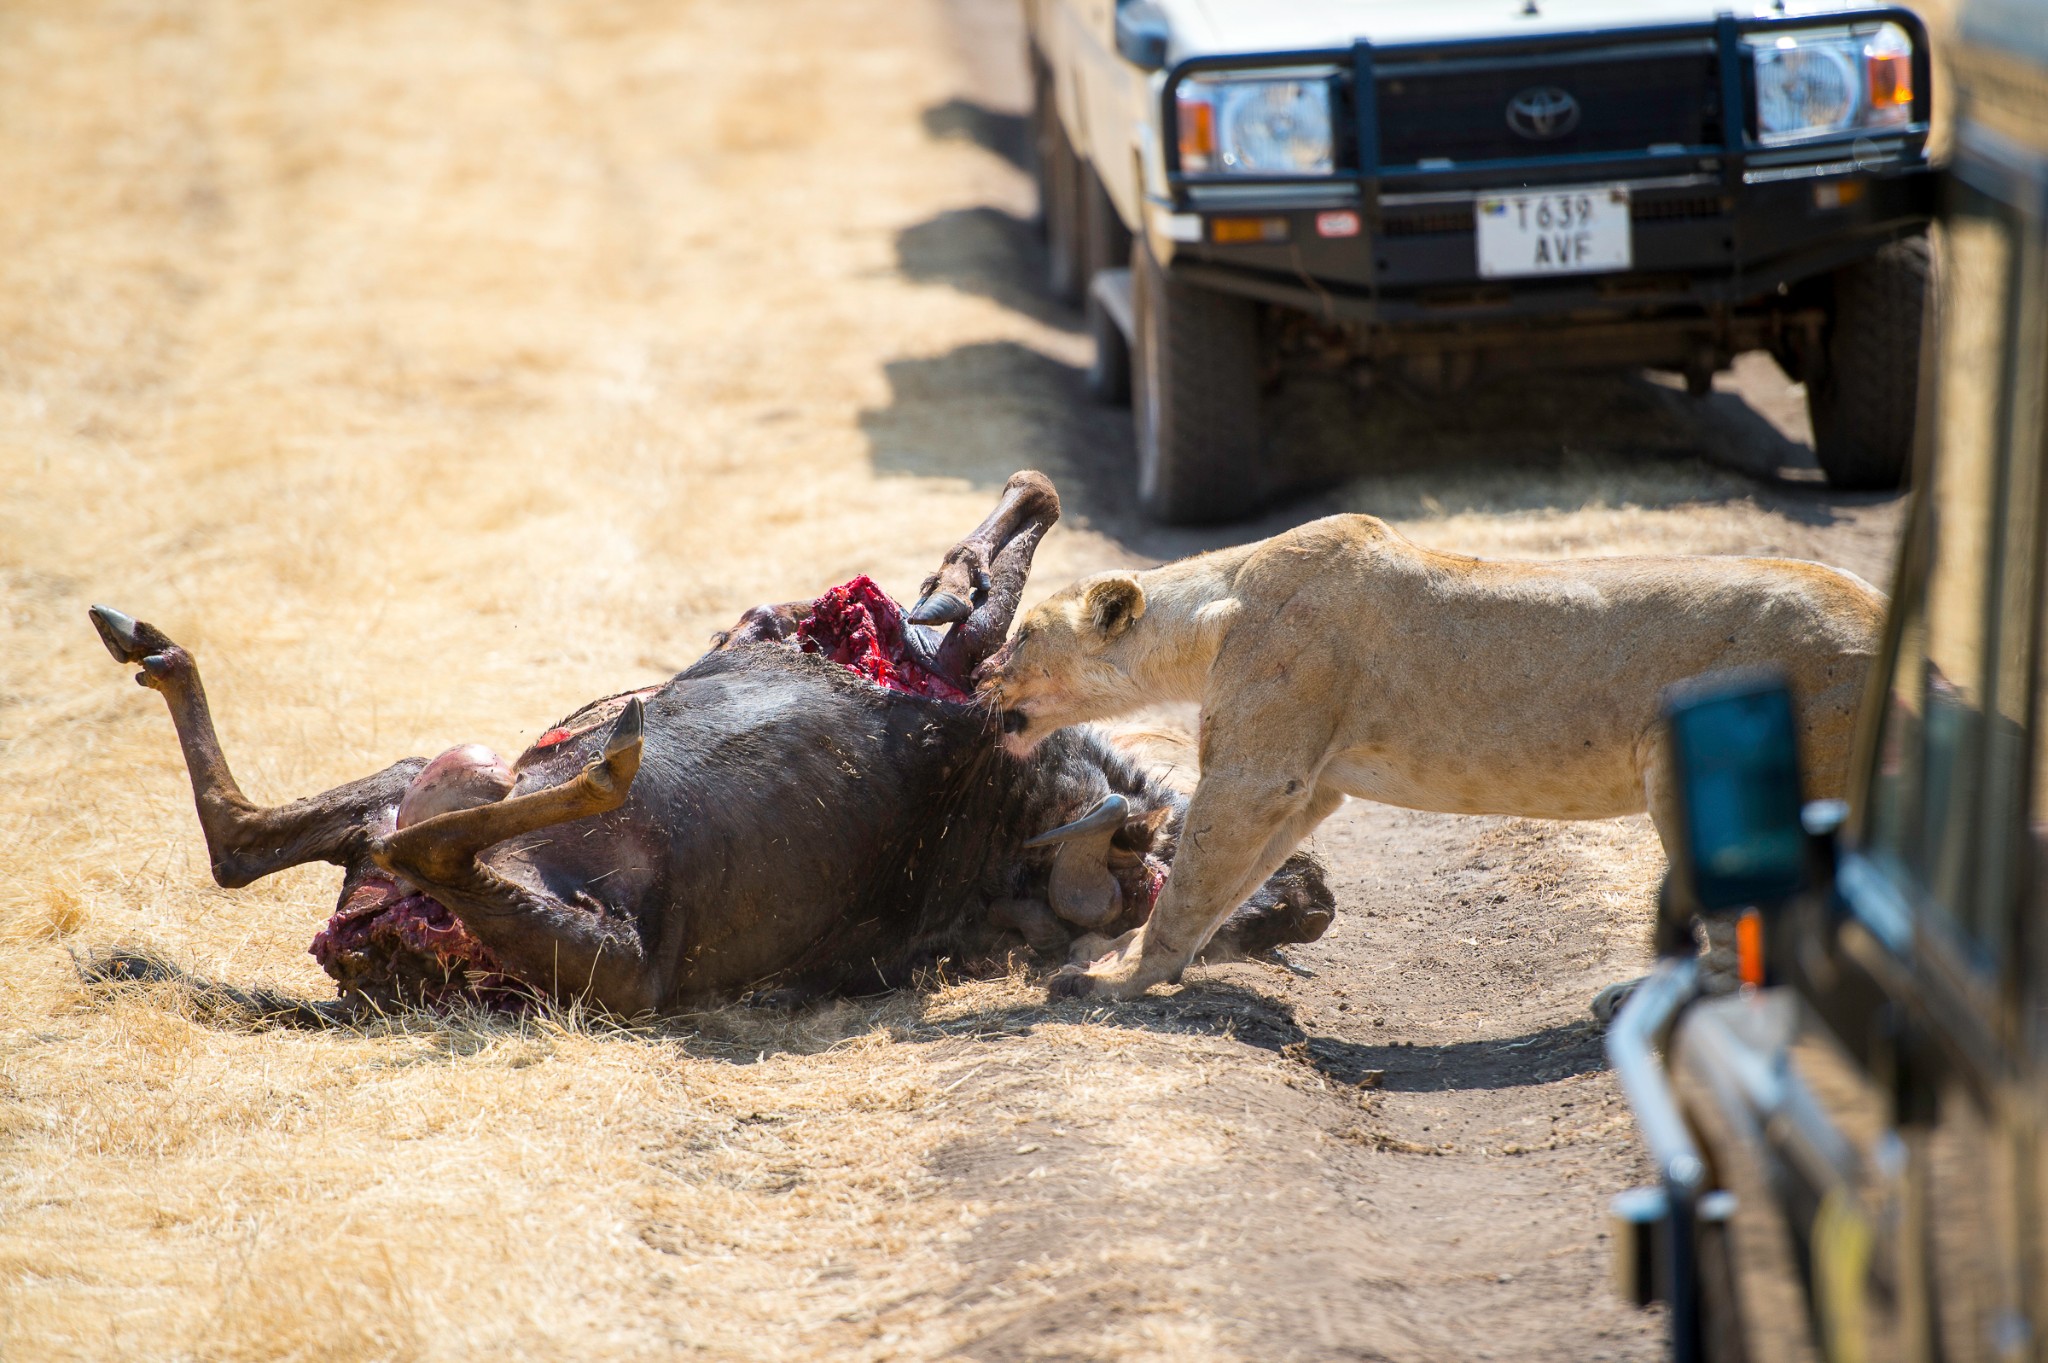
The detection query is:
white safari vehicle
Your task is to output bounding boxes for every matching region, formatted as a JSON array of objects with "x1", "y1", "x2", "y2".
[{"x1": 1026, "y1": 0, "x2": 1939, "y2": 522}]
